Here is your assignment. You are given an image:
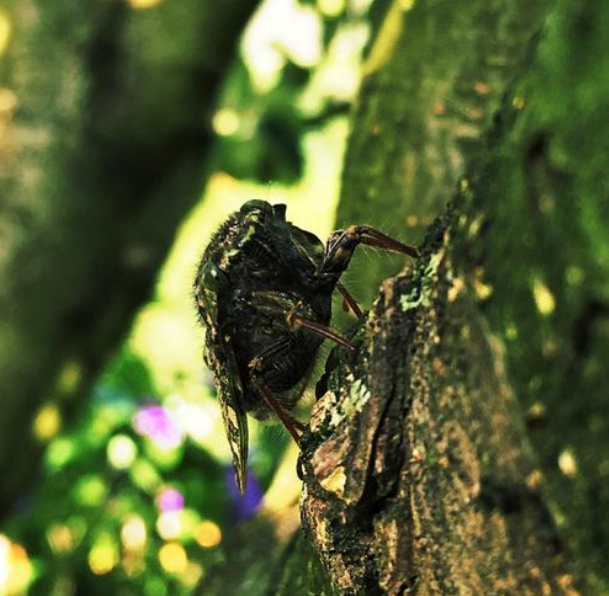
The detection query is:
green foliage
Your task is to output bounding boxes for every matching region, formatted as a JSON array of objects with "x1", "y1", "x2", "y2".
[
  {"x1": 211, "y1": 0, "x2": 371, "y2": 184},
  {"x1": 5, "y1": 364, "x2": 231, "y2": 596}
]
